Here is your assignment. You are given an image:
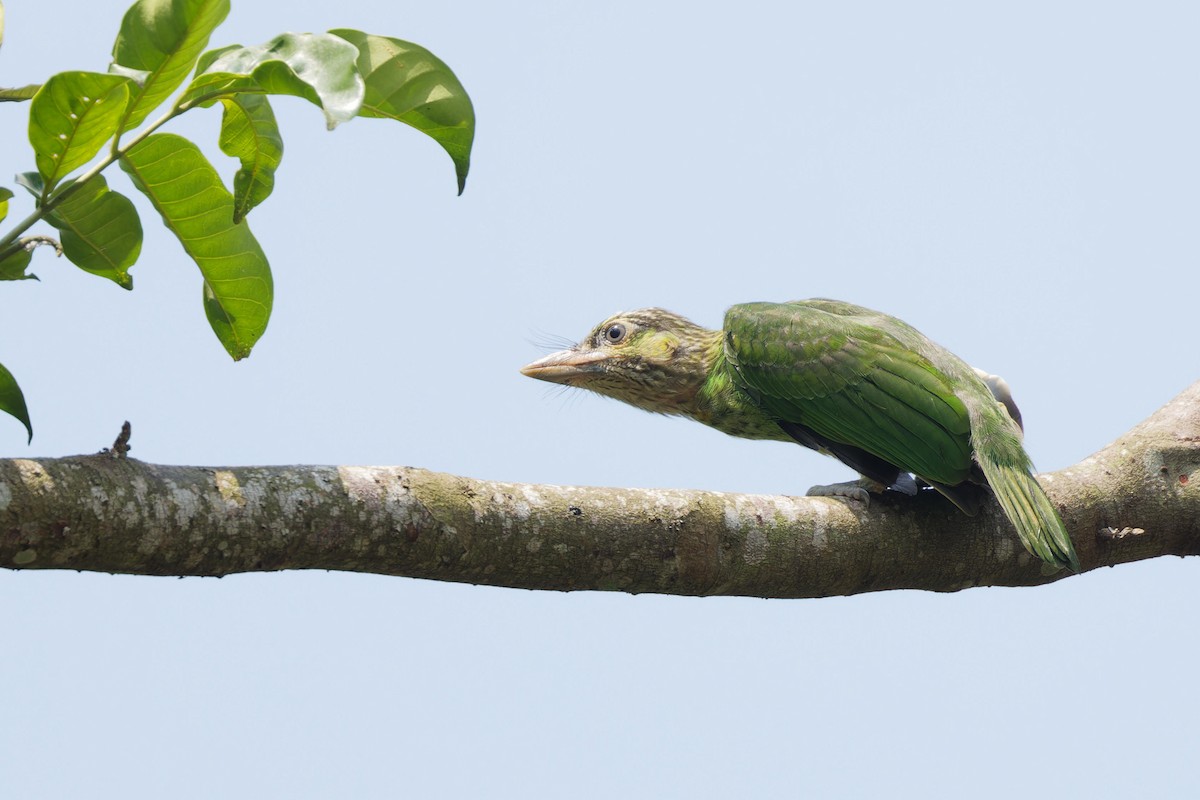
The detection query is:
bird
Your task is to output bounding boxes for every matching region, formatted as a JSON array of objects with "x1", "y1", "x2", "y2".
[{"x1": 521, "y1": 299, "x2": 1079, "y2": 572}]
